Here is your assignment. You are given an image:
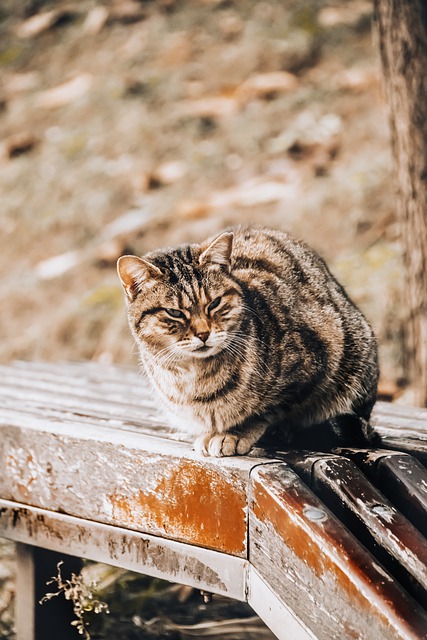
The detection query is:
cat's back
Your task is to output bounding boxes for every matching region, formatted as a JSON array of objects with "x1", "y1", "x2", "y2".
[
  {"x1": 230, "y1": 224, "x2": 335, "y2": 297},
  {"x1": 228, "y1": 224, "x2": 376, "y2": 368},
  {"x1": 228, "y1": 224, "x2": 378, "y2": 428}
]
